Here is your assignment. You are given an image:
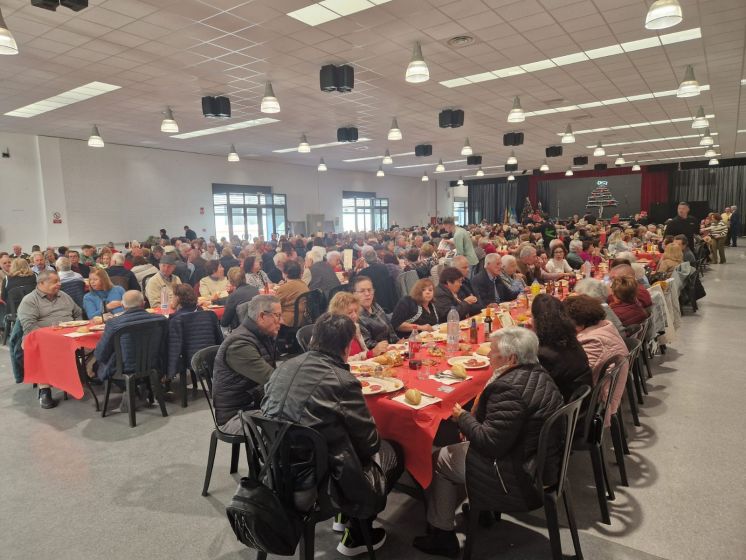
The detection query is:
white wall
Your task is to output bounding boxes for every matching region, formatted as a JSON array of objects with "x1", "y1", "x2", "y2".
[{"x1": 1, "y1": 133, "x2": 441, "y2": 248}]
